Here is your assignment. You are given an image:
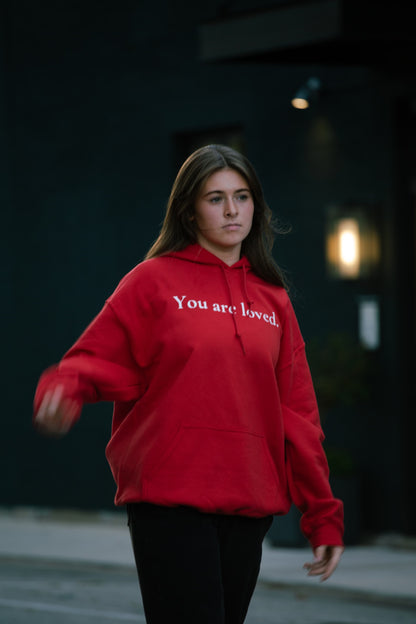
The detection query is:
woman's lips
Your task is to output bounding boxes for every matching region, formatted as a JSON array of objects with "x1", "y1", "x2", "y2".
[{"x1": 223, "y1": 223, "x2": 241, "y2": 230}]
